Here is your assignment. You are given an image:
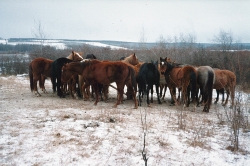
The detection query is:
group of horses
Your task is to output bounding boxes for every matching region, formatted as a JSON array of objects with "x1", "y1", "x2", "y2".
[
  {"x1": 29, "y1": 51, "x2": 236, "y2": 112},
  {"x1": 159, "y1": 57, "x2": 236, "y2": 112}
]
